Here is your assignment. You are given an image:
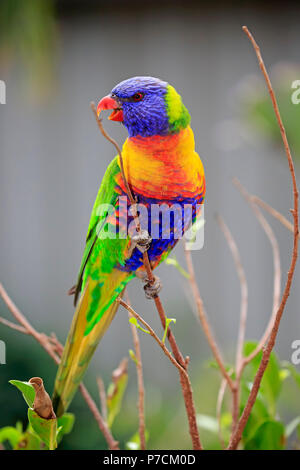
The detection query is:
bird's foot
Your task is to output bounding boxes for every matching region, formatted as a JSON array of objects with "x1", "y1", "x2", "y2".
[
  {"x1": 143, "y1": 276, "x2": 162, "y2": 299},
  {"x1": 131, "y1": 229, "x2": 152, "y2": 253}
]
